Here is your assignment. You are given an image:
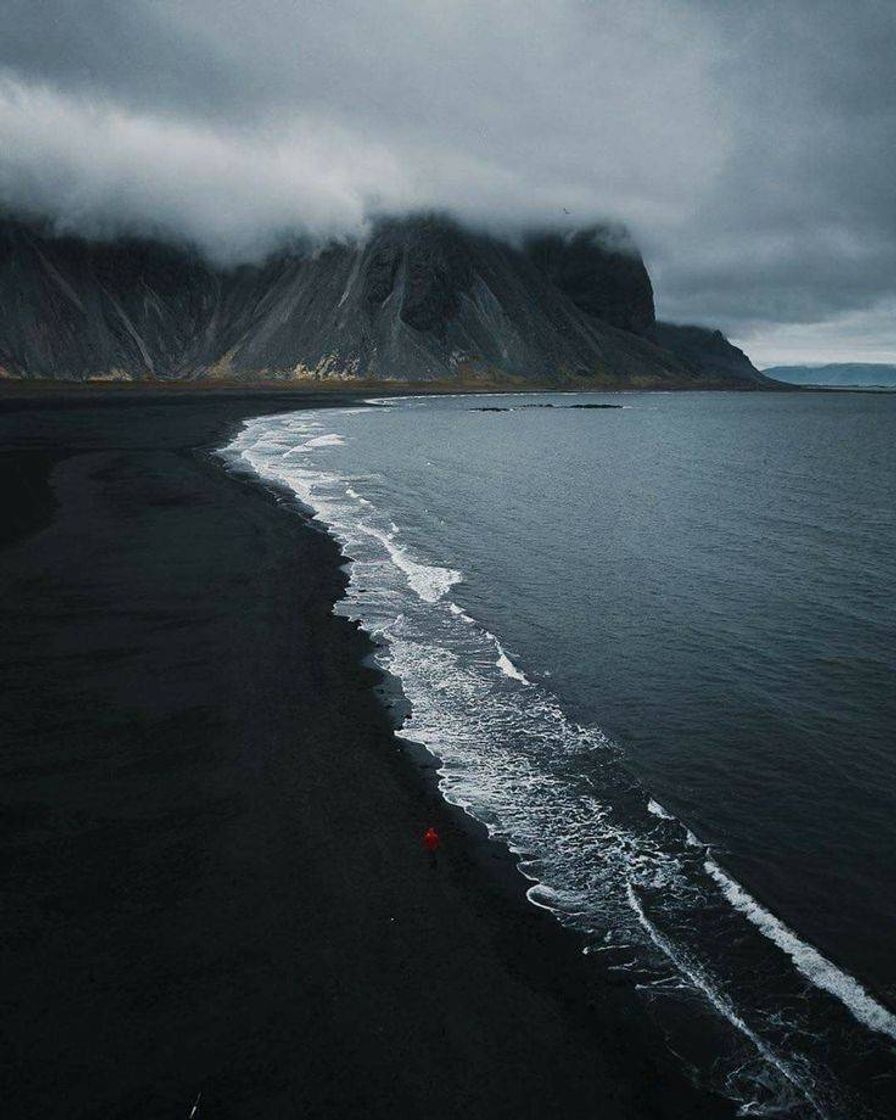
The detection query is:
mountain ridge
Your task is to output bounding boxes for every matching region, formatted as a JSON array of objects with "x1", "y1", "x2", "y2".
[
  {"x1": 0, "y1": 214, "x2": 769, "y2": 388},
  {"x1": 763, "y1": 363, "x2": 896, "y2": 387}
]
